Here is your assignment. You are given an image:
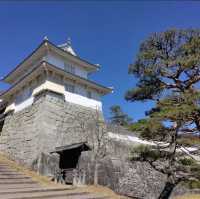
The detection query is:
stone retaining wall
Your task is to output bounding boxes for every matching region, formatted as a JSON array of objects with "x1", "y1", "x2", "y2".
[
  {"x1": 77, "y1": 151, "x2": 167, "y2": 199},
  {"x1": 0, "y1": 90, "x2": 100, "y2": 169}
]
